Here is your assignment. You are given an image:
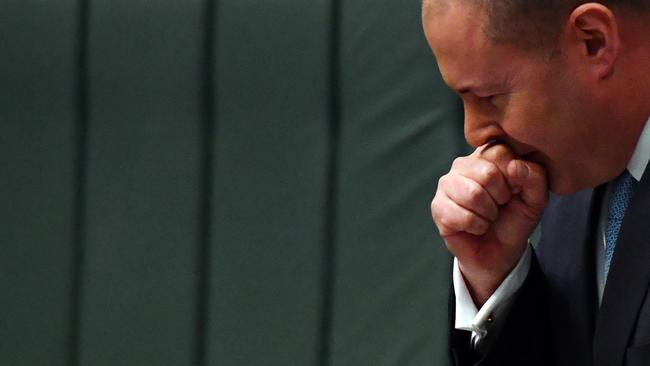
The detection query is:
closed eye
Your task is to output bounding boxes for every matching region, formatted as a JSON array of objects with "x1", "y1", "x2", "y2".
[
  {"x1": 479, "y1": 93, "x2": 505, "y2": 106},
  {"x1": 457, "y1": 89, "x2": 506, "y2": 108}
]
